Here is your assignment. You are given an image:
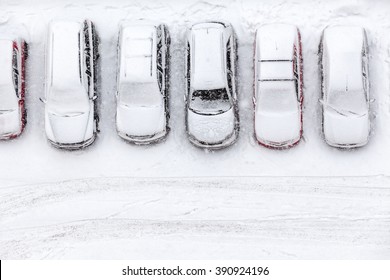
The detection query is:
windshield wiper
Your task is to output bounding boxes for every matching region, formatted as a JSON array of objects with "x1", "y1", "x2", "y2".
[
  {"x1": 189, "y1": 107, "x2": 229, "y2": 116},
  {"x1": 50, "y1": 112, "x2": 85, "y2": 117},
  {"x1": 0, "y1": 109, "x2": 16, "y2": 114}
]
